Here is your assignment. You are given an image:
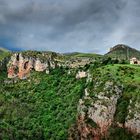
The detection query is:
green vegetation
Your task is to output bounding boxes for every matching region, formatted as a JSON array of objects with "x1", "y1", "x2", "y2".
[
  {"x1": 0, "y1": 68, "x2": 86, "y2": 140},
  {"x1": 108, "y1": 126, "x2": 136, "y2": 140},
  {"x1": 115, "y1": 97, "x2": 130, "y2": 123},
  {"x1": 0, "y1": 52, "x2": 10, "y2": 61},
  {"x1": 21, "y1": 51, "x2": 64, "y2": 62},
  {"x1": 0, "y1": 48, "x2": 11, "y2": 72},
  {"x1": 0, "y1": 47, "x2": 9, "y2": 53},
  {"x1": 0, "y1": 47, "x2": 11, "y2": 61},
  {"x1": 97, "y1": 64, "x2": 140, "y2": 84}
]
